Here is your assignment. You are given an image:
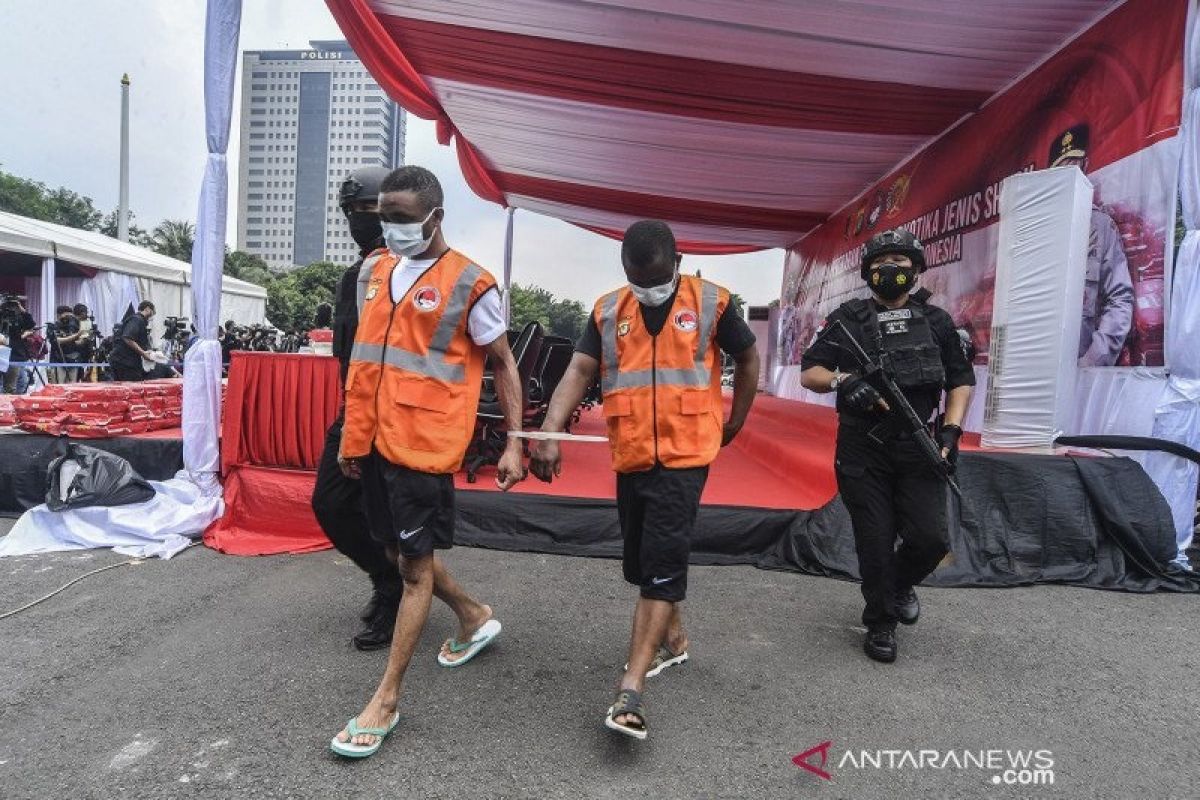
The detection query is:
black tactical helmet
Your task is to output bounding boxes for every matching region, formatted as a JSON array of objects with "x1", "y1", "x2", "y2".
[
  {"x1": 860, "y1": 228, "x2": 926, "y2": 279},
  {"x1": 337, "y1": 167, "x2": 392, "y2": 215}
]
